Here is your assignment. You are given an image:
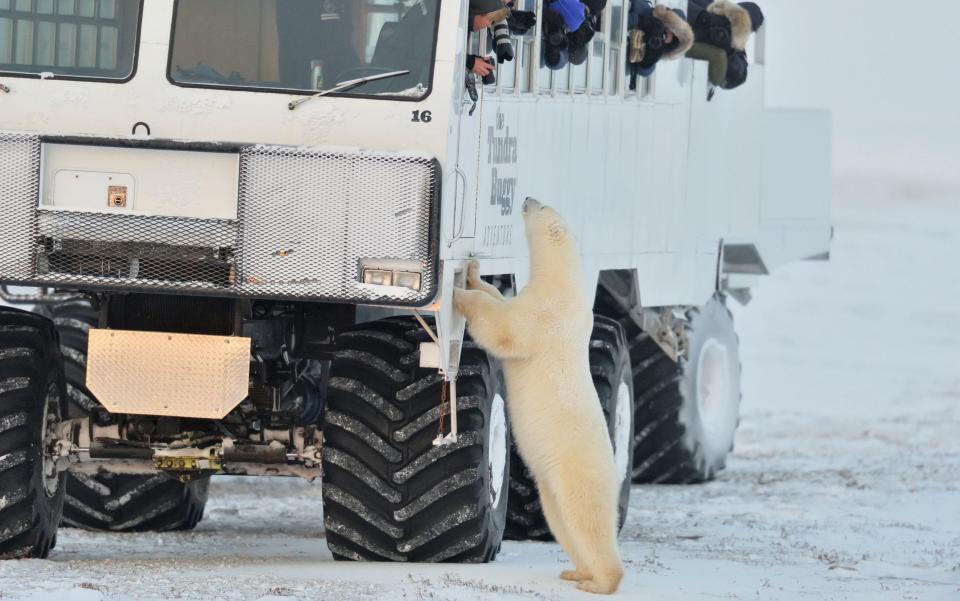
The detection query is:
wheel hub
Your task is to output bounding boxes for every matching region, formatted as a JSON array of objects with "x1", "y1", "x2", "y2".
[
  {"x1": 696, "y1": 337, "x2": 733, "y2": 436},
  {"x1": 488, "y1": 393, "x2": 507, "y2": 507},
  {"x1": 41, "y1": 384, "x2": 62, "y2": 498},
  {"x1": 614, "y1": 382, "x2": 632, "y2": 484}
]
